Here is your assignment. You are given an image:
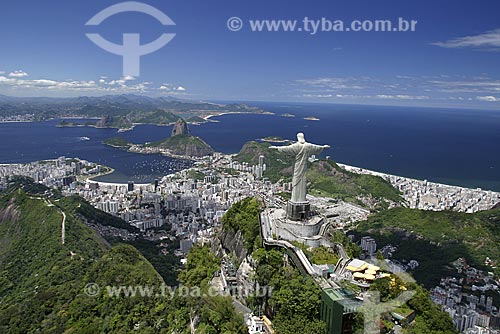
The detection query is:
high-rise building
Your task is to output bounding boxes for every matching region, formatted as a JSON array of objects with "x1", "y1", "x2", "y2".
[
  {"x1": 256, "y1": 166, "x2": 263, "y2": 179},
  {"x1": 490, "y1": 313, "x2": 500, "y2": 329},
  {"x1": 56, "y1": 156, "x2": 66, "y2": 168},
  {"x1": 361, "y1": 236, "x2": 377, "y2": 256},
  {"x1": 109, "y1": 201, "x2": 118, "y2": 214},
  {"x1": 128, "y1": 181, "x2": 134, "y2": 192},
  {"x1": 457, "y1": 312, "x2": 477, "y2": 332},
  {"x1": 486, "y1": 297, "x2": 494, "y2": 312},
  {"x1": 475, "y1": 313, "x2": 491, "y2": 328},
  {"x1": 480, "y1": 295, "x2": 486, "y2": 307}
]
